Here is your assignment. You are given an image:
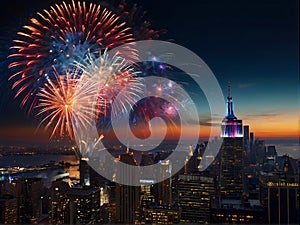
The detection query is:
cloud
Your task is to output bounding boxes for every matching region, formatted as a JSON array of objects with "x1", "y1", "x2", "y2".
[
  {"x1": 245, "y1": 112, "x2": 279, "y2": 118},
  {"x1": 200, "y1": 120, "x2": 222, "y2": 127},
  {"x1": 186, "y1": 113, "x2": 223, "y2": 127},
  {"x1": 210, "y1": 113, "x2": 225, "y2": 119},
  {"x1": 237, "y1": 82, "x2": 256, "y2": 88},
  {"x1": 199, "y1": 117, "x2": 222, "y2": 127}
]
